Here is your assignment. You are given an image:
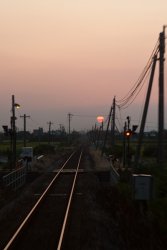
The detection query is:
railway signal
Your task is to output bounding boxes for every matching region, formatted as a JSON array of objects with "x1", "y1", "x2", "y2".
[
  {"x1": 123, "y1": 116, "x2": 138, "y2": 168},
  {"x1": 125, "y1": 125, "x2": 138, "y2": 138},
  {"x1": 132, "y1": 125, "x2": 138, "y2": 133},
  {"x1": 125, "y1": 129, "x2": 132, "y2": 137}
]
